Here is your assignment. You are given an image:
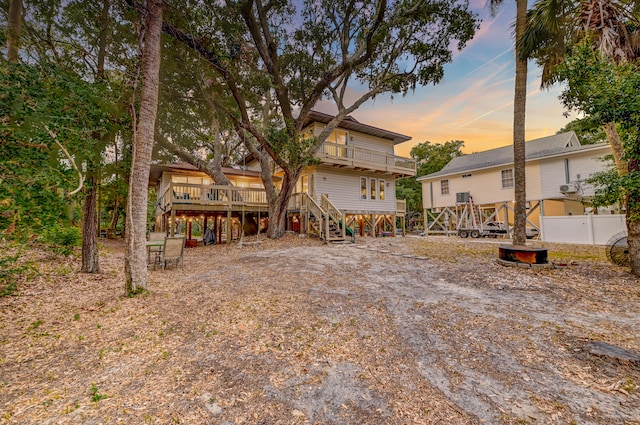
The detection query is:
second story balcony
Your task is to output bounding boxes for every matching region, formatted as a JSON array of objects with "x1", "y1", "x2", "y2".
[{"x1": 317, "y1": 142, "x2": 416, "y2": 177}]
